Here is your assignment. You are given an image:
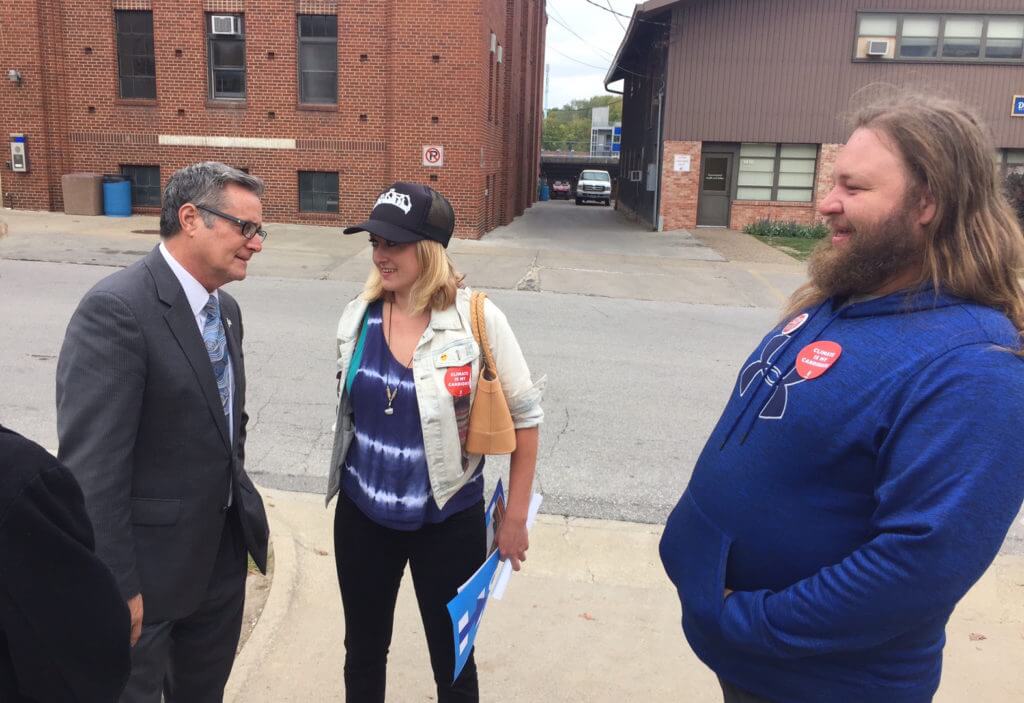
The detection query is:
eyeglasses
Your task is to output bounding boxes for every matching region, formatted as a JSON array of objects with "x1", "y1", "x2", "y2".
[{"x1": 194, "y1": 204, "x2": 269, "y2": 242}]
